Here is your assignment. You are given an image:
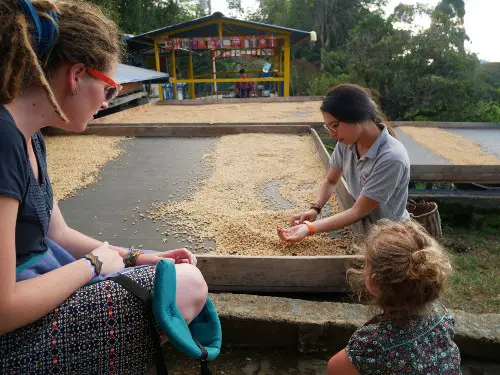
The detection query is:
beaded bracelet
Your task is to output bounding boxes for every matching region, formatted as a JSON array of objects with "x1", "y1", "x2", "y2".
[{"x1": 125, "y1": 247, "x2": 144, "y2": 267}]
